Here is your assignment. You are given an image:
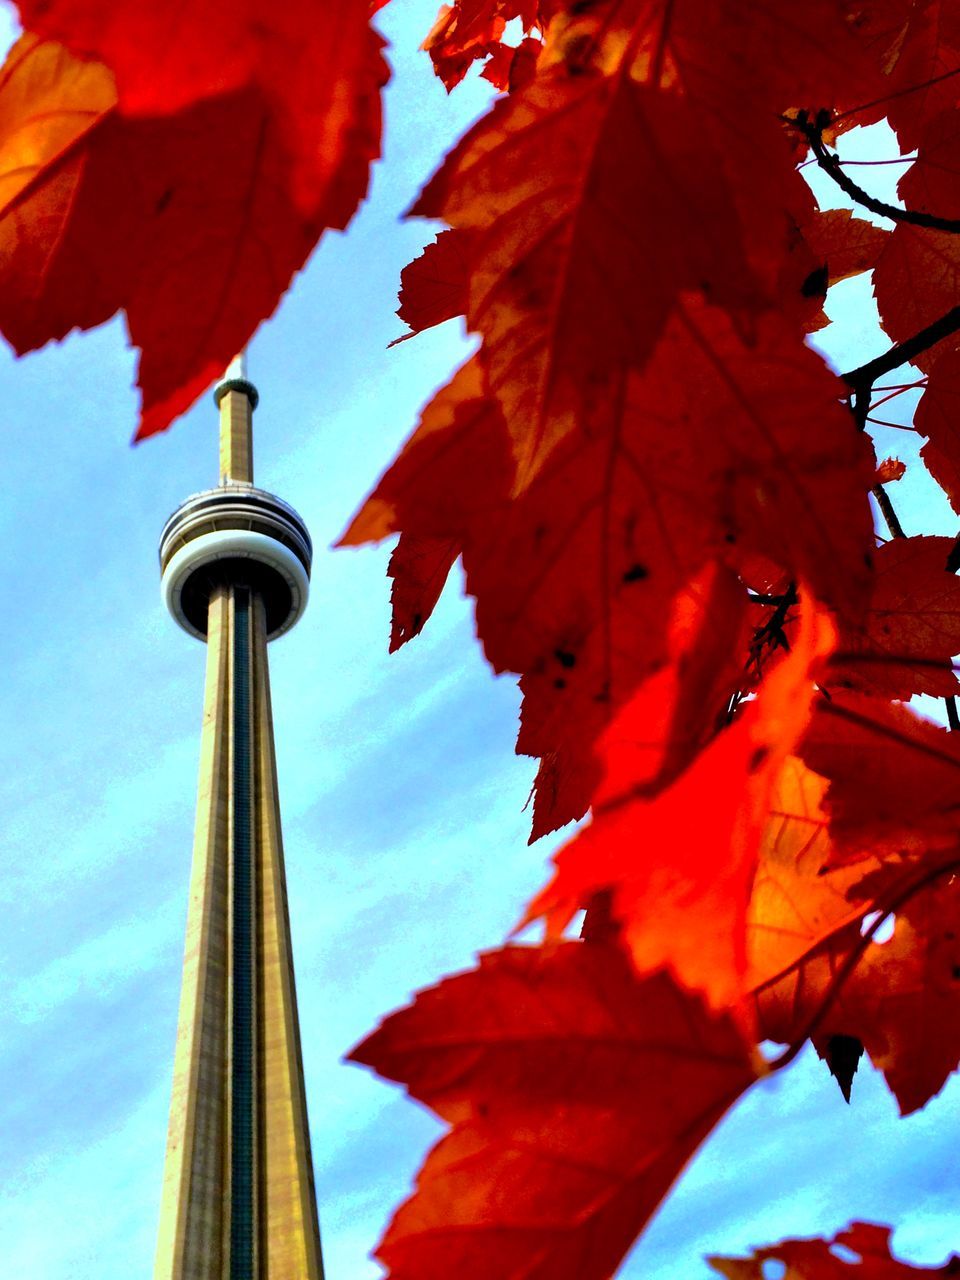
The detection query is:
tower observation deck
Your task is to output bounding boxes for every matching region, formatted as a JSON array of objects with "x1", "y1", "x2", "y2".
[{"x1": 155, "y1": 358, "x2": 324, "y2": 1280}]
